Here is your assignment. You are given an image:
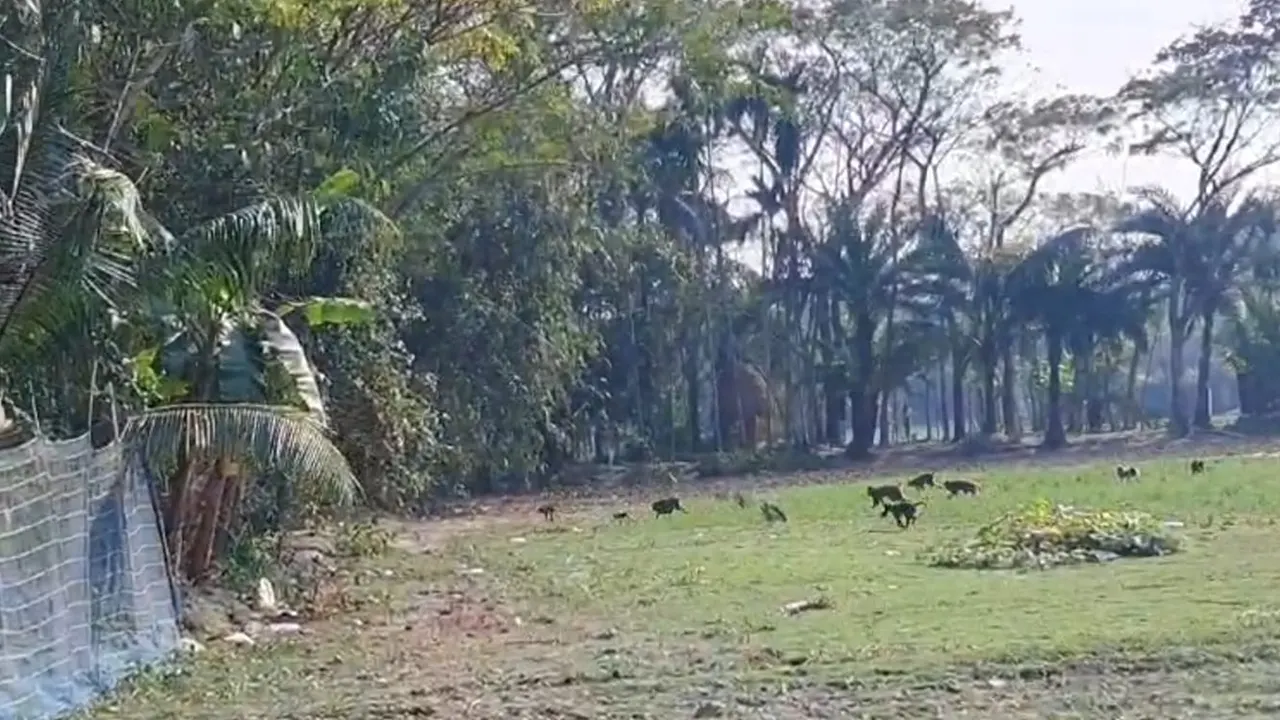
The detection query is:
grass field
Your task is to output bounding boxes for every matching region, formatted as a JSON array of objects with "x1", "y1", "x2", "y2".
[{"x1": 87, "y1": 451, "x2": 1280, "y2": 719}]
